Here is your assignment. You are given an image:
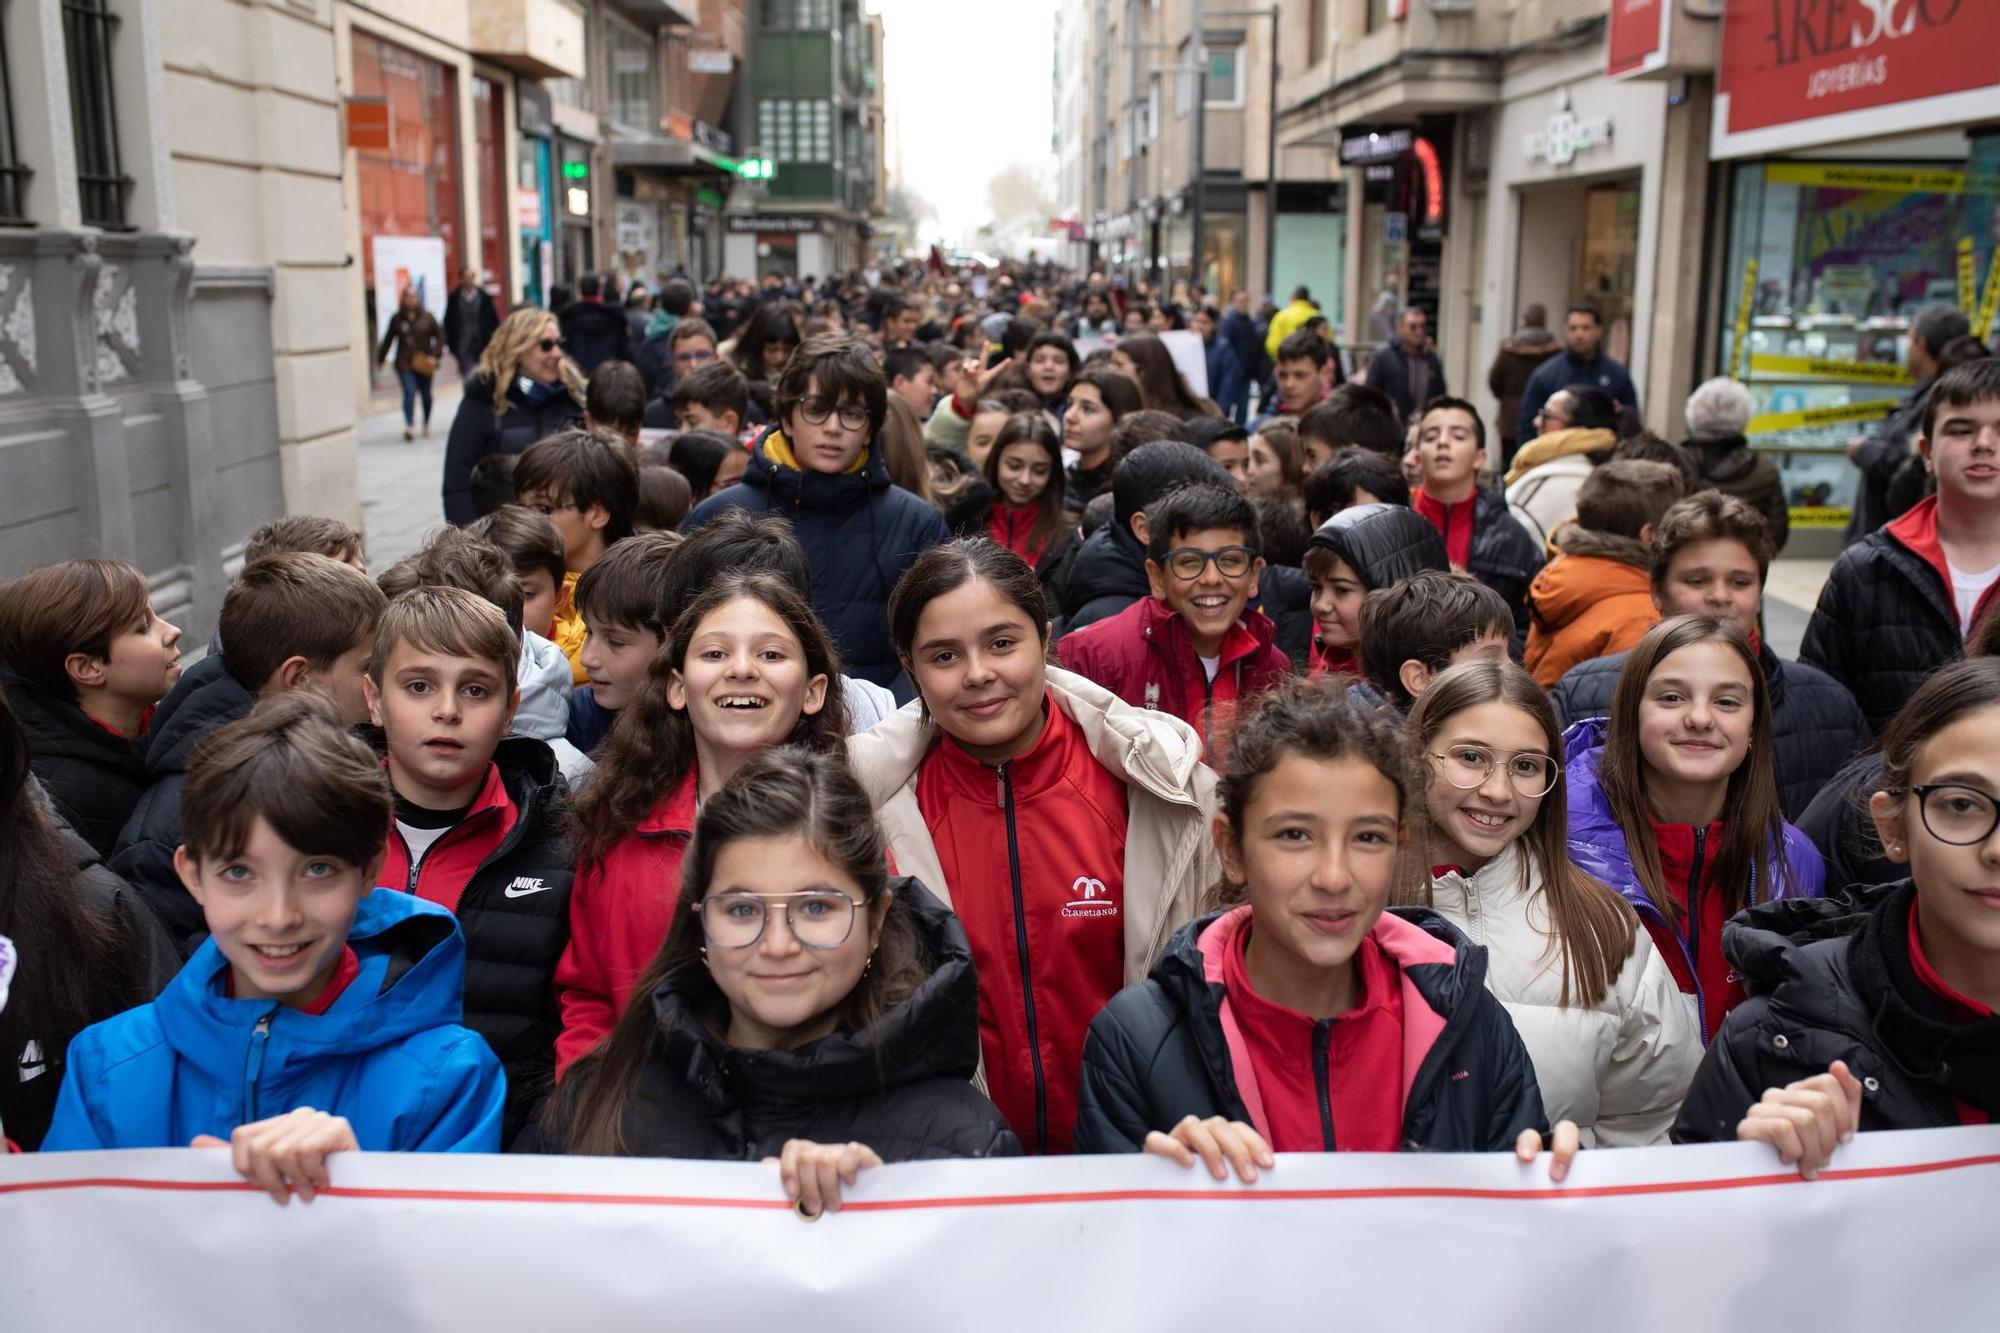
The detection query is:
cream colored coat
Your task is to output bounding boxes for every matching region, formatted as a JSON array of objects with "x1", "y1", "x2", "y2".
[
  {"x1": 1428, "y1": 844, "x2": 1701, "y2": 1146},
  {"x1": 848, "y1": 665, "x2": 1219, "y2": 985}
]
